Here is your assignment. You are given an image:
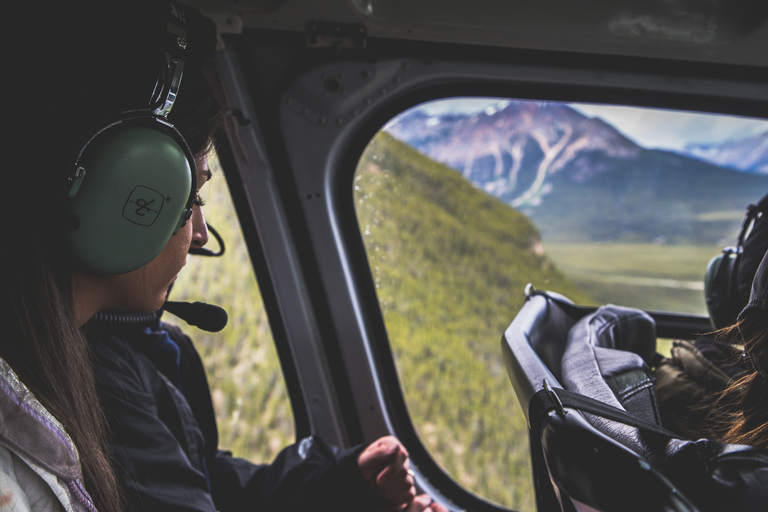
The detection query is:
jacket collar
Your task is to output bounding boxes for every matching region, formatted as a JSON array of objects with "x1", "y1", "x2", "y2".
[{"x1": 0, "y1": 357, "x2": 81, "y2": 480}]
